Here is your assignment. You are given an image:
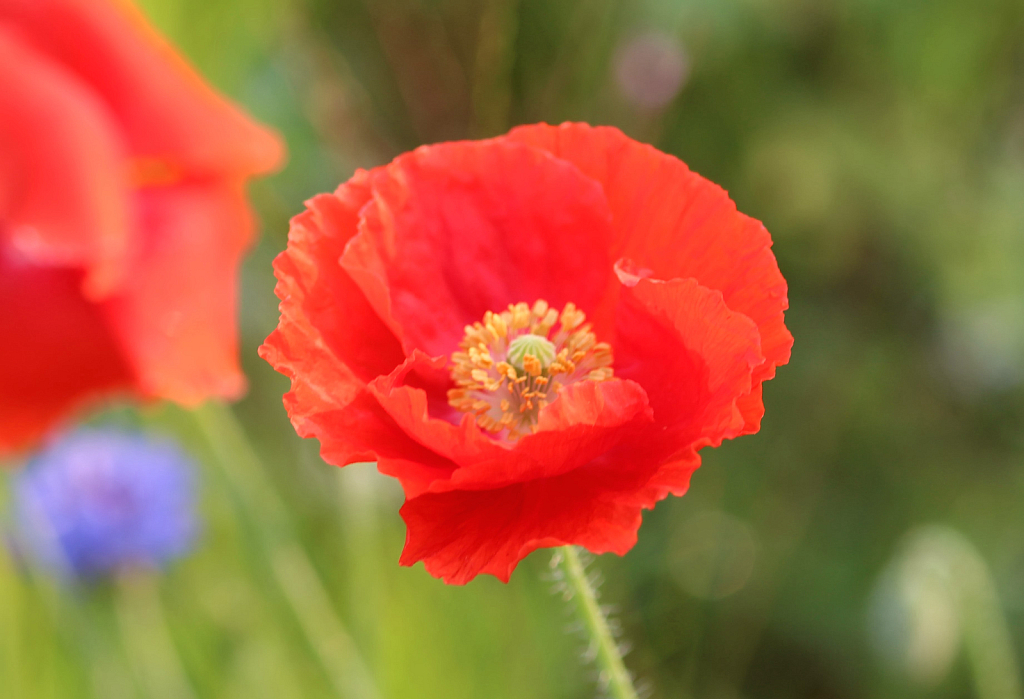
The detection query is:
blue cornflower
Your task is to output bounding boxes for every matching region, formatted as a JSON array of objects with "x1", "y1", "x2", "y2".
[{"x1": 12, "y1": 429, "x2": 198, "y2": 579}]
